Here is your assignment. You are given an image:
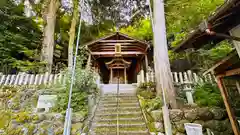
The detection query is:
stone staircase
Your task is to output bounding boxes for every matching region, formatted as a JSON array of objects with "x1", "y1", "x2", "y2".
[{"x1": 89, "y1": 94, "x2": 149, "y2": 135}]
